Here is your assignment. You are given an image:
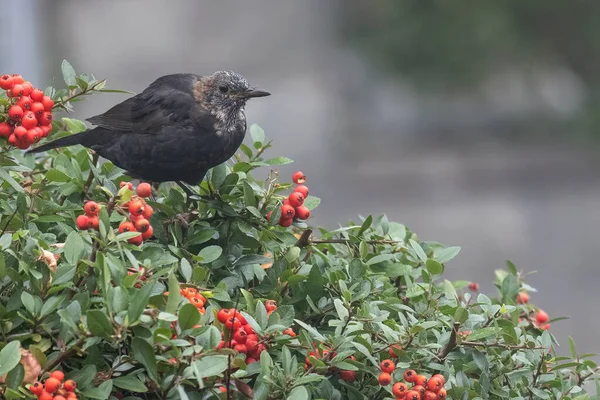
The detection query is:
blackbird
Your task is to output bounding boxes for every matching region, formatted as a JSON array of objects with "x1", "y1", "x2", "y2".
[{"x1": 27, "y1": 71, "x2": 270, "y2": 193}]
